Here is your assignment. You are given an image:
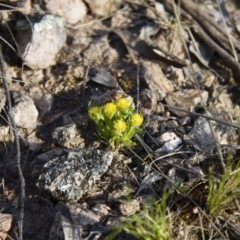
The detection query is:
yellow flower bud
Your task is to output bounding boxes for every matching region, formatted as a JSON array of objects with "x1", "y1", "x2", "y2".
[
  {"x1": 104, "y1": 102, "x2": 116, "y2": 118},
  {"x1": 114, "y1": 119, "x2": 127, "y2": 132},
  {"x1": 130, "y1": 113, "x2": 143, "y2": 127},
  {"x1": 116, "y1": 98, "x2": 130, "y2": 111},
  {"x1": 88, "y1": 106, "x2": 102, "y2": 121}
]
